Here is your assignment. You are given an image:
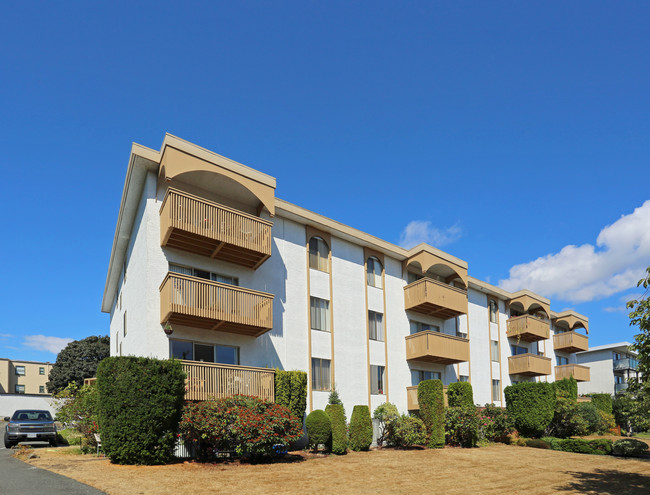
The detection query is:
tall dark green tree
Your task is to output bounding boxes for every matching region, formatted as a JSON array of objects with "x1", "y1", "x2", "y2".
[
  {"x1": 626, "y1": 267, "x2": 650, "y2": 428},
  {"x1": 47, "y1": 335, "x2": 110, "y2": 394}
]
